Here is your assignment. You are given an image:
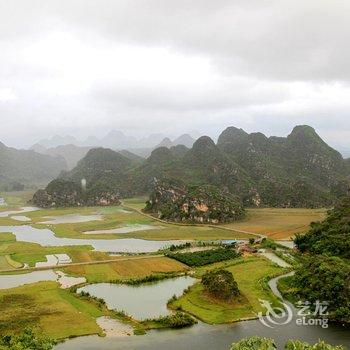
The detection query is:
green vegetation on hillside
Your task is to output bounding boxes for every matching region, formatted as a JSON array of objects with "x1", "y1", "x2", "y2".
[
  {"x1": 0, "y1": 142, "x2": 66, "y2": 191},
  {"x1": 283, "y1": 256, "x2": 350, "y2": 322},
  {"x1": 288, "y1": 196, "x2": 350, "y2": 323},
  {"x1": 145, "y1": 179, "x2": 245, "y2": 223},
  {"x1": 31, "y1": 125, "x2": 350, "y2": 209},
  {"x1": 218, "y1": 125, "x2": 348, "y2": 207},
  {"x1": 294, "y1": 196, "x2": 350, "y2": 258},
  {"x1": 32, "y1": 178, "x2": 121, "y2": 208}
]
